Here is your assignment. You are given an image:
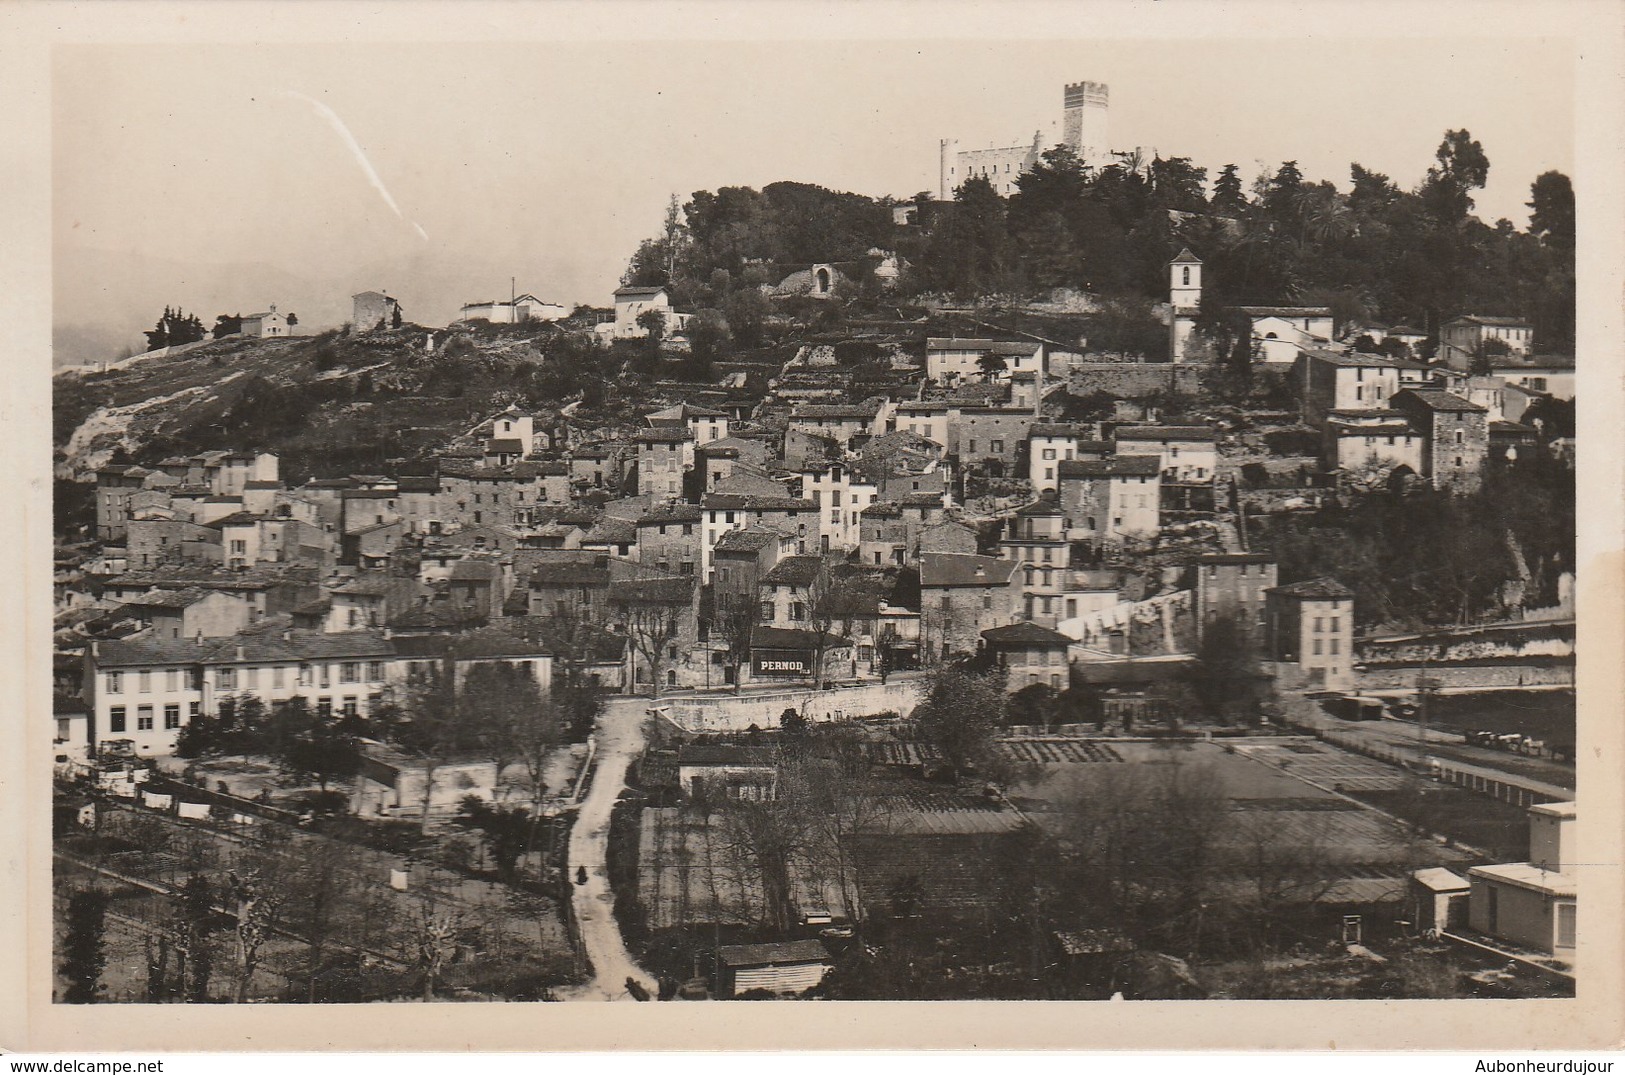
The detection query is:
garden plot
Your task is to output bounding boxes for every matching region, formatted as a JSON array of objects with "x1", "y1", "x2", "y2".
[
  {"x1": 636, "y1": 808, "x2": 851, "y2": 932},
  {"x1": 998, "y1": 739, "x2": 1124, "y2": 765},
  {"x1": 865, "y1": 741, "x2": 941, "y2": 768},
  {"x1": 1232, "y1": 741, "x2": 1409, "y2": 792},
  {"x1": 1010, "y1": 740, "x2": 1469, "y2": 896}
]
